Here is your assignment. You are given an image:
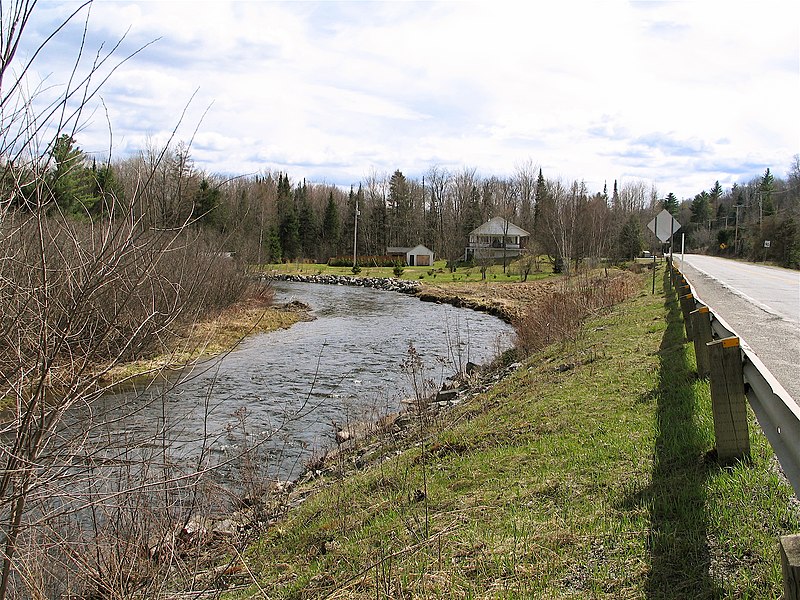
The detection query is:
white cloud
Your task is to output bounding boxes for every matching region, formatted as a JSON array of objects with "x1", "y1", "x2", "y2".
[{"x1": 13, "y1": 0, "x2": 800, "y2": 198}]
